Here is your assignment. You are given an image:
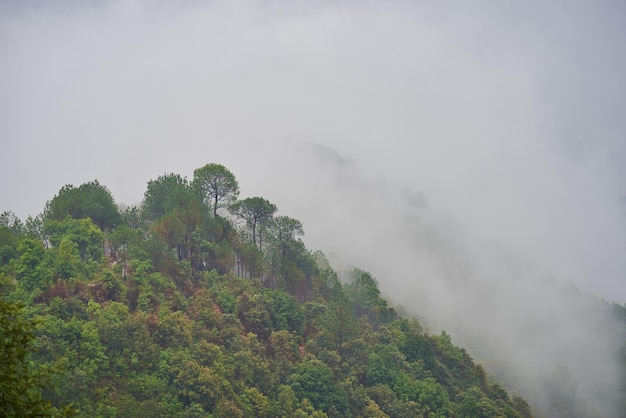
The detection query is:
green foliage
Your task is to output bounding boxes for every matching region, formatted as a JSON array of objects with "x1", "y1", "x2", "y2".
[
  {"x1": 14, "y1": 238, "x2": 53, "y2": 292},
  {"x1": 288, "y1": 359, "x2": 350, "y2": 415},
  {"x1": 269, "y1": 216, "x2": 304, "y2": 252},
  {"x1": 141, "y1": 173, "x2": 206, "y2": 269},
  {"x1": 0, "y1": 225, "x2": 18, "y2": 266},
  {"x1": 237, "y1": 241, "x2": 265, "y2": 279},
  {"x1": 238, "y1": 292, "x2": 273, "y2": 340},
  {"x1": 229, "y1": 196, "x2": 277, "y2": 249},
  {"x1": 400, "y1": 330, "x2": 435, "y2": 368},
  {"x1": 0, "y1": 277, "x2": 73, "y2": 417},
  {"x1": 45, "y1": 217, "x2": 104, "y2": 264},
  {"x1": 345, "y1": 269, "x2": 395, "y2": 327},
  {"x1": 45, "y1": 181, "x2": 121, "y2": 230},
  {"x1": 142, "y1": 173, "x2": 193, "y2": 222},
  {"x1": 0, "y1": 167, "x2": 534, "y2": 418},
  {"x1": 320, "y1": 293, "x2": 360, "y2": 351},
  {"x1": 192, "y1": 163, "x2": 240, "y2": 217},
  {"x1": 266, "y1": 216, "x2": 312, "y2": 296},
  {"x1": 268, "y1": 290, "x2": 305, "y2": 335},
  {"x1": 412, "y1": 377, "x2": 450, "y2": 416},
  {"x1": 366, "y1": 344, "x2": 406, "y2": 387},
  {"x1": 0, "y1": 211, "x2": 24, "y2": 235},
  {"x1": 54, "y1": 238, "x2": 81, "y2": 280},
  {"x1": 214, "y1": 287, "x2": 238, "y2": 315}
]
